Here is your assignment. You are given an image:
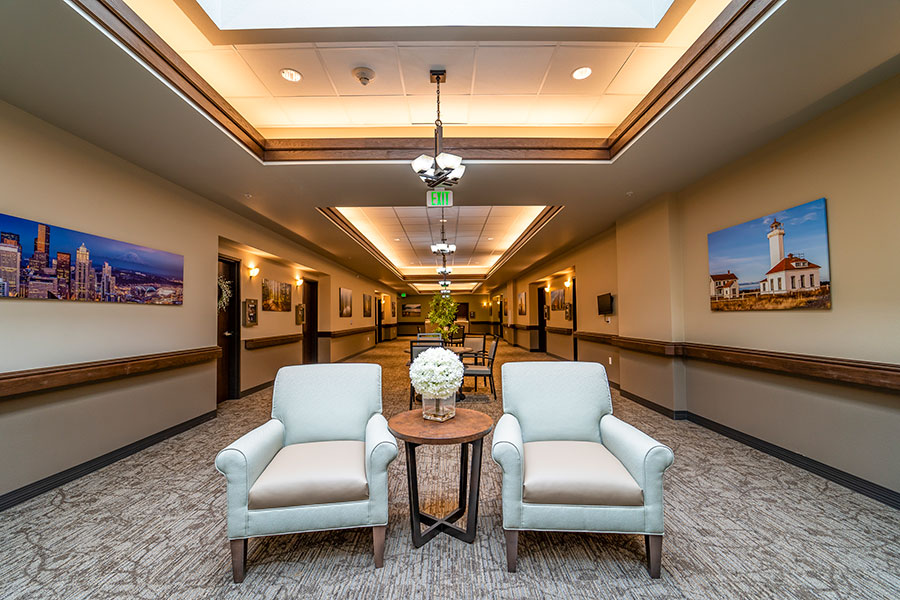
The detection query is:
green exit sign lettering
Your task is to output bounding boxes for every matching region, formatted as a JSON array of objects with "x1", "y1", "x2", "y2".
[{"x1": 426, "y1": 189, "x2": 453, "y2": 207}]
